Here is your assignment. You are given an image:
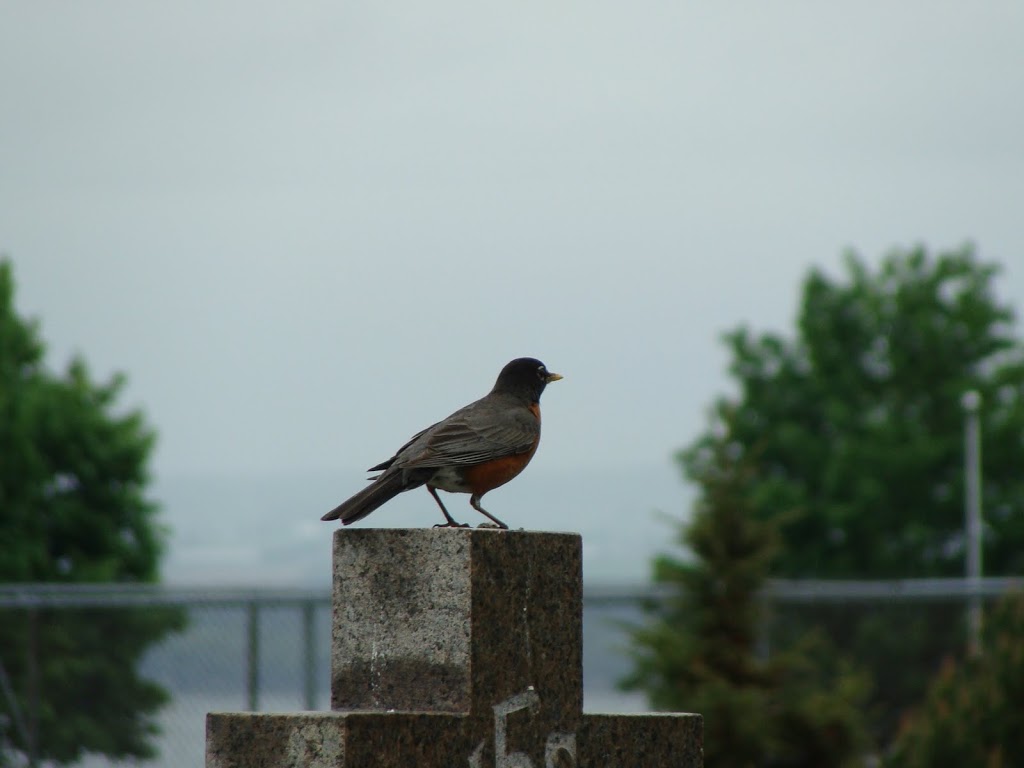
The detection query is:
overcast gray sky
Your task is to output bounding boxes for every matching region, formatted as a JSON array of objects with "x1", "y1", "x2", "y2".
[{"x1": 2, "y1": 2, "x2": 1023, "y2": 580}]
